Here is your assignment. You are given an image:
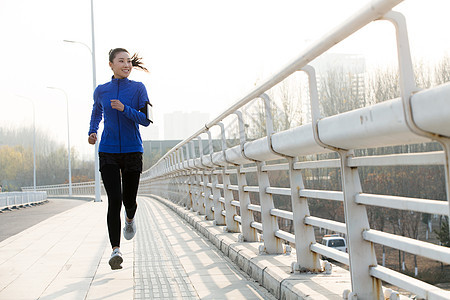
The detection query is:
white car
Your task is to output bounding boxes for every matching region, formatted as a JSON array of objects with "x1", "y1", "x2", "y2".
[{"x1": 321, "y1": 234, "x2": 347, "y2": 253}]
